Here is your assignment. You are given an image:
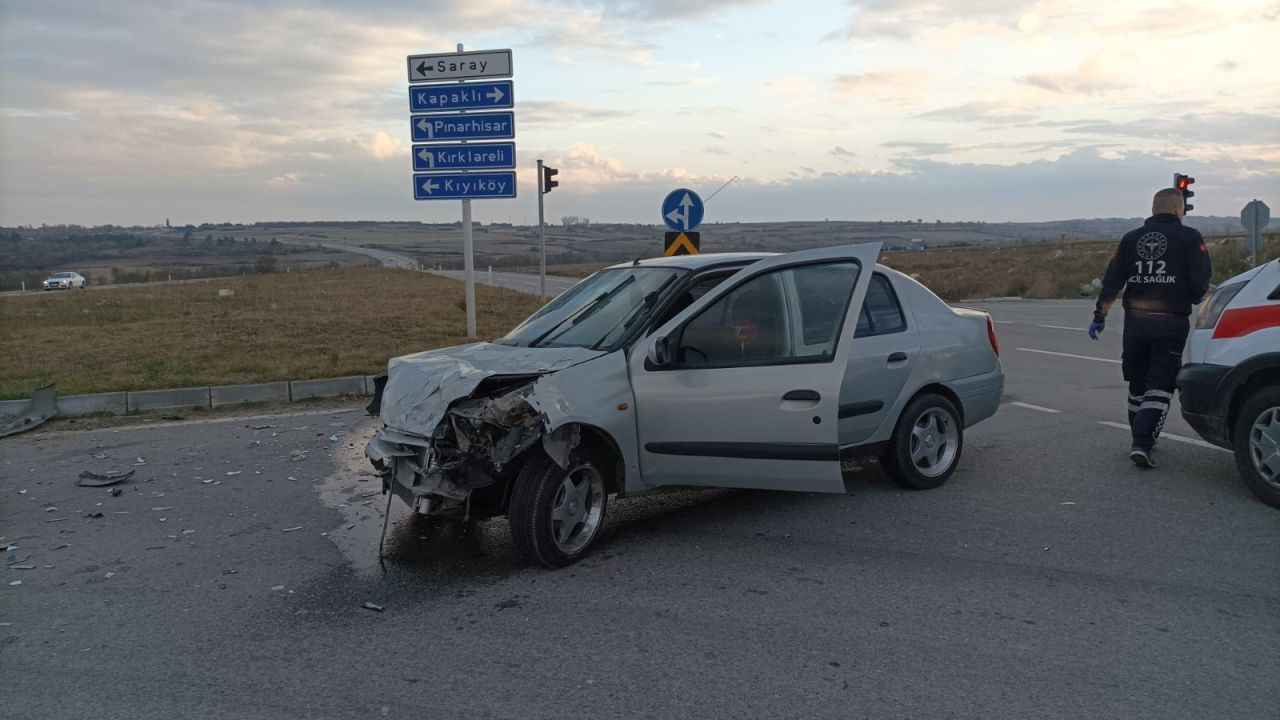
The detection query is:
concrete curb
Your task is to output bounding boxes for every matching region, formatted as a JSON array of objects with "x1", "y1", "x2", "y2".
[
  {"x1": 211, "y1": 381, "x2": 291, "y2": 408},
  {"x1": 291, "y1": 375, "x2": 366, "y2": 401},
  {"x1": 4, "y1": 375, "x2": 377, "y2": 421},
  {"x1": 128, "y1": 386, "x2": 213, "y2": 413}
]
